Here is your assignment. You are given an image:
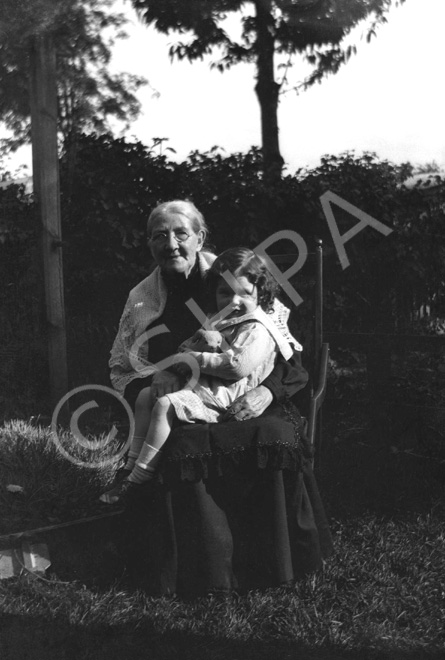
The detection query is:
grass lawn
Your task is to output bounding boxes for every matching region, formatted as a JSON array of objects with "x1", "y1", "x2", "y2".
[{"x1": 1, "y1": 414, "x2": 444, "y2": 660}]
